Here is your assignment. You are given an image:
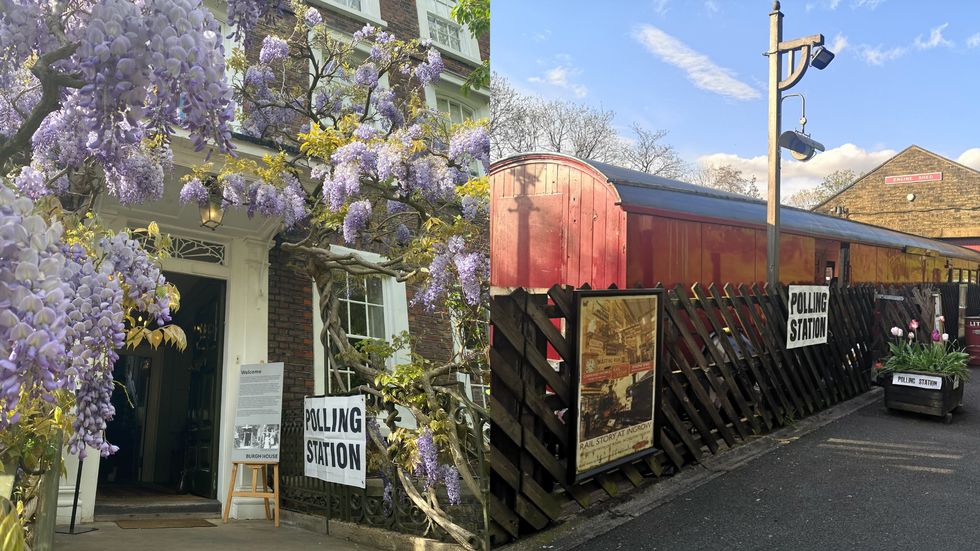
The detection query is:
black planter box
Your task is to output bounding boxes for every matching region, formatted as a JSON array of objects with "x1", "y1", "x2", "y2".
[{"x1": 882, "y1": 371, "x2": 965, "y2": 423}]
